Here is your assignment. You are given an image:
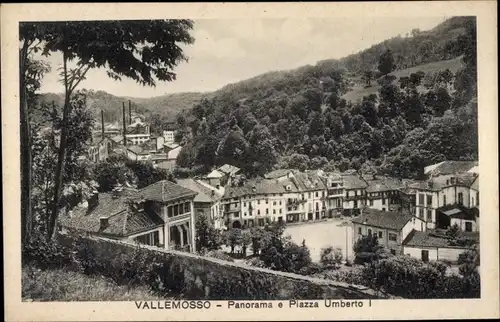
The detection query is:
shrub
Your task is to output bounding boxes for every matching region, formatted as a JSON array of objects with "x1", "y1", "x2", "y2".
[
  {"x1": 319, "y1": 246, "x2": 343, "y2": 269},
  {"x1": 22, "y1": 234, "x2": 76, "y2": 269},
  {"x1": 205, "y1": 250, "x2": 235, "y2": 262}
]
